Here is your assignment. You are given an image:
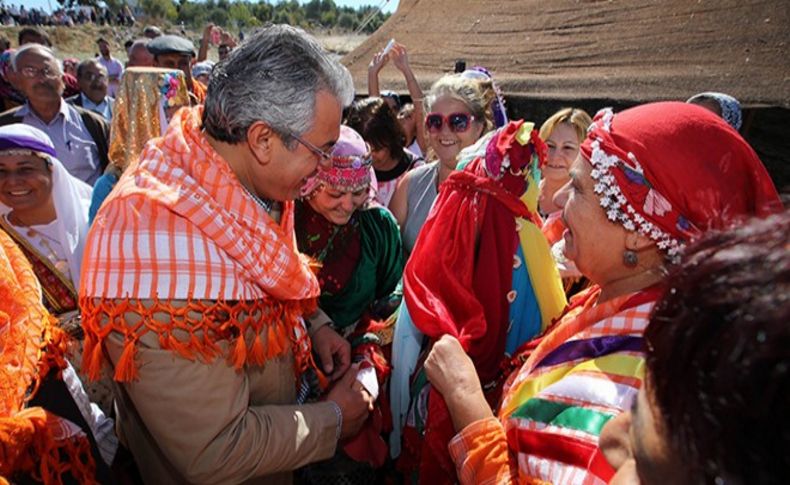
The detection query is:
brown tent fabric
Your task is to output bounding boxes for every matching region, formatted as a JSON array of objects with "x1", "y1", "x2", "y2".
[{"x1": 343, "y1": 0, "x2": 790, "y2": 108}]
